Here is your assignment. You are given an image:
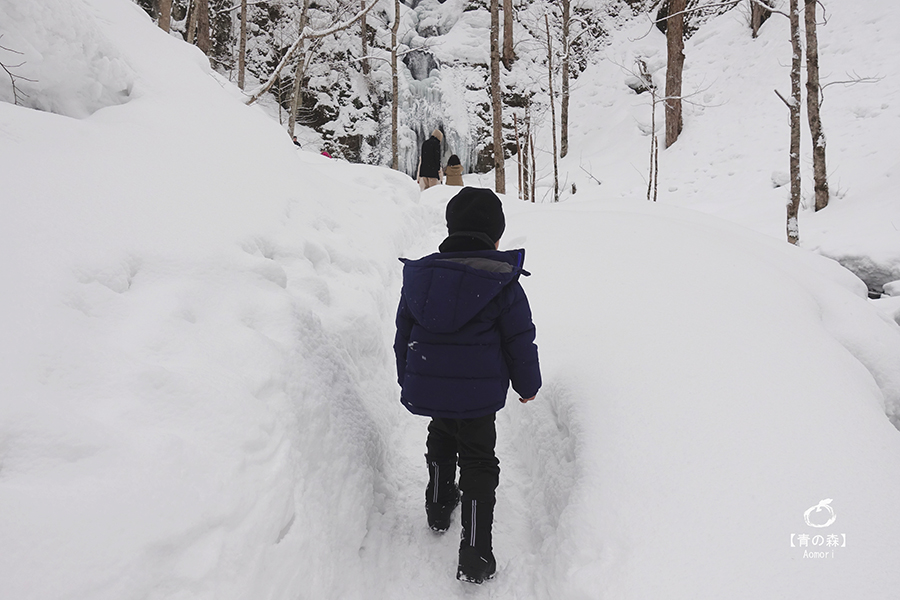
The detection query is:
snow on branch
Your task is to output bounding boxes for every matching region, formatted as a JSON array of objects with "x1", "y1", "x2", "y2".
[
  {"x1": 748, "y1": 0, "x2": 789, "y2": 19},
  {"x1": 226, "y1": 1, "x2": 269, "y2": 13},
  {"x1": 652, "y1": 0, "x2": 743, "y2": 25},
  {"x1": 632, "y1": 0, "x2": 788, "y2": 42},
  {"x1": 774, "y1": 88, "x2": 795, "y2": 108},
  {"x1": 243, "y1": 0, "x2": 380, "y2": 106},
  {"x1": 632, "y1": 1, "x2": 743, "y2": 41},
  {"x1": 350, "y1": 41, "x2": 436, "y2": 65}
]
